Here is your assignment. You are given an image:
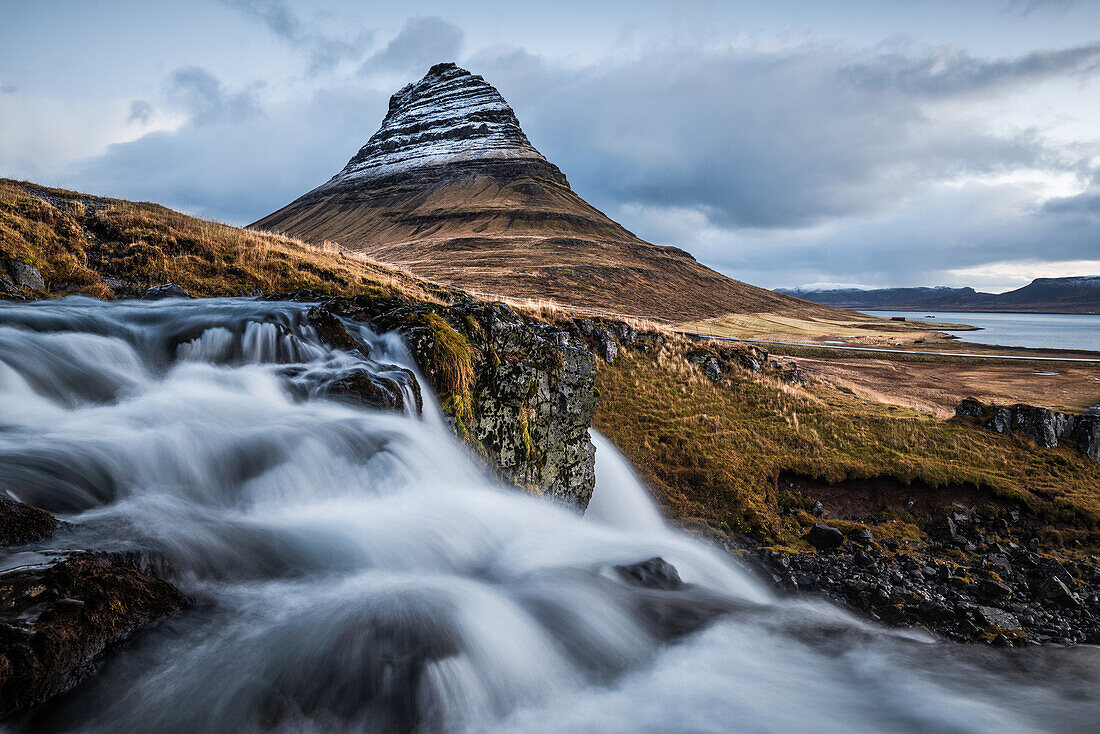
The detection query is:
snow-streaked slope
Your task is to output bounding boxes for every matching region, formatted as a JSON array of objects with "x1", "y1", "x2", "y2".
[{"x1": 320, "y1": 63, "x2": 546, "y2": 187}]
